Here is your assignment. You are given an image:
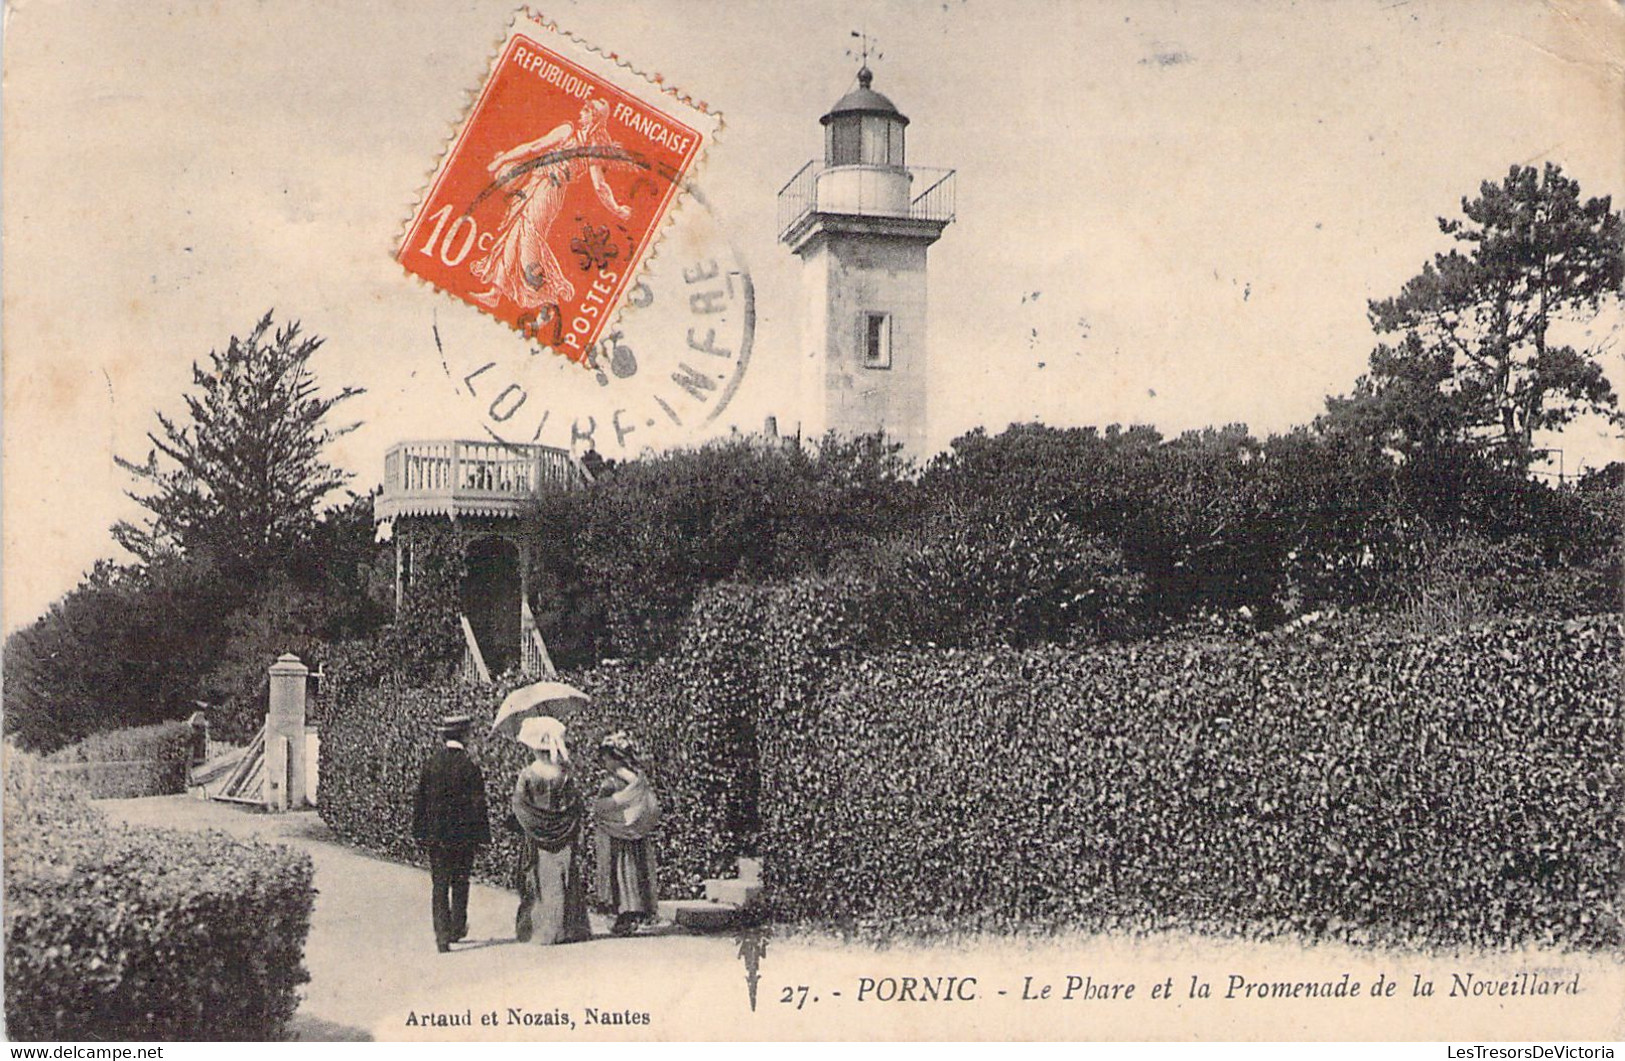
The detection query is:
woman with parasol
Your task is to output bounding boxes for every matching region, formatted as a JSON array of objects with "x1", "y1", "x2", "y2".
[{"x1": 507, "y1": 714, "x2": 591, "y2": 945}]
